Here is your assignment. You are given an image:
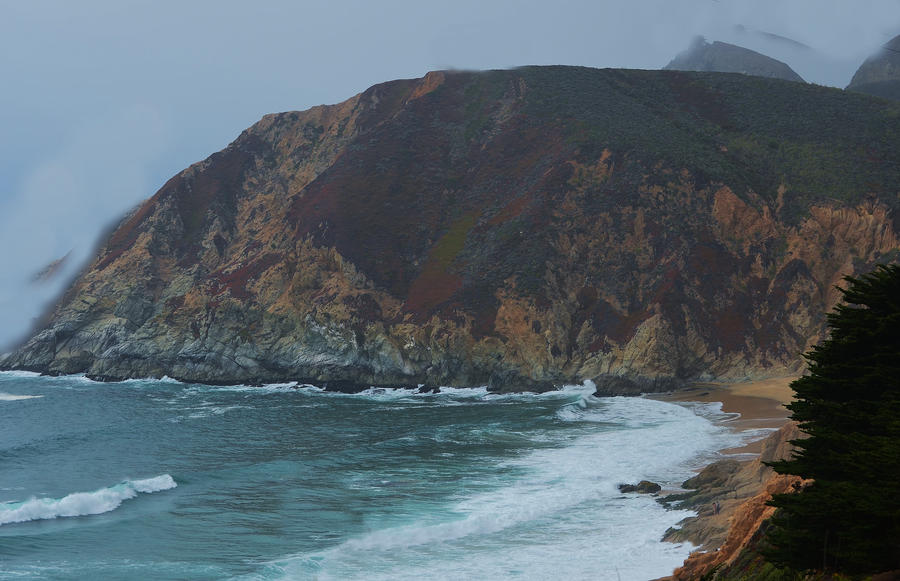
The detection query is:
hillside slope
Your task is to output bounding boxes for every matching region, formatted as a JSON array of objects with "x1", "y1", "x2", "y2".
[{"x1": 2, "y1": 67, "x2": 899, "y2": 392}]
